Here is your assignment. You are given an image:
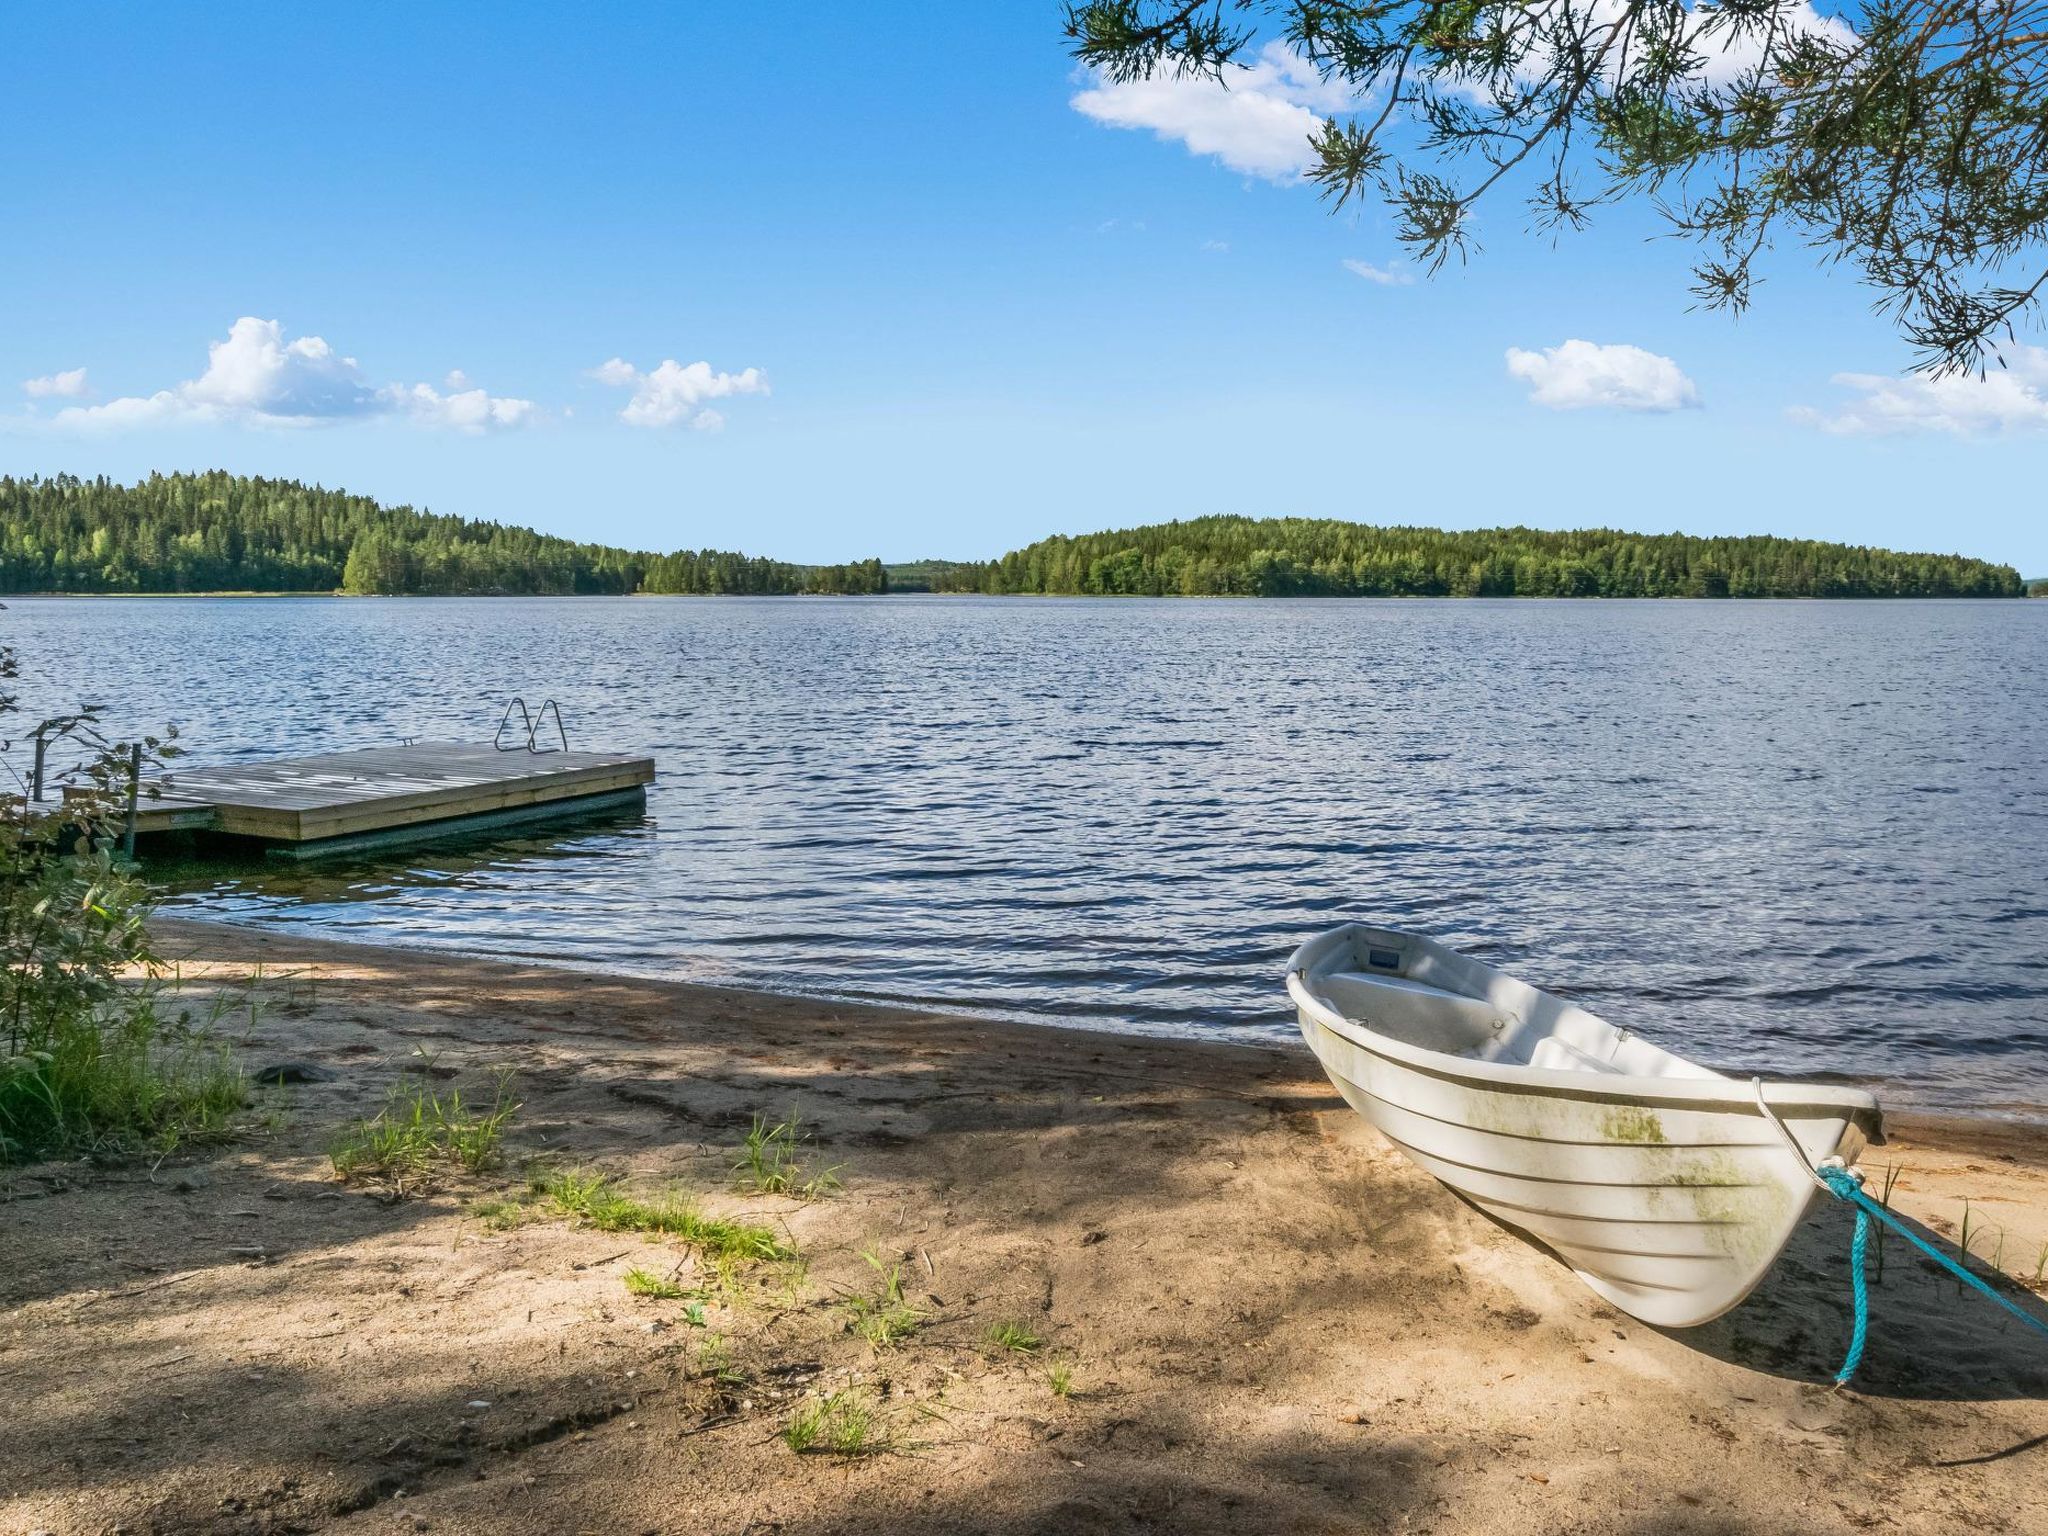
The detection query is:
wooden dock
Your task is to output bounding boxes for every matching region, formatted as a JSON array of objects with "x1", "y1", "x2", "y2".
[{"x1": 89, "y1": 741, "x2": 655, "y2": 858}]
